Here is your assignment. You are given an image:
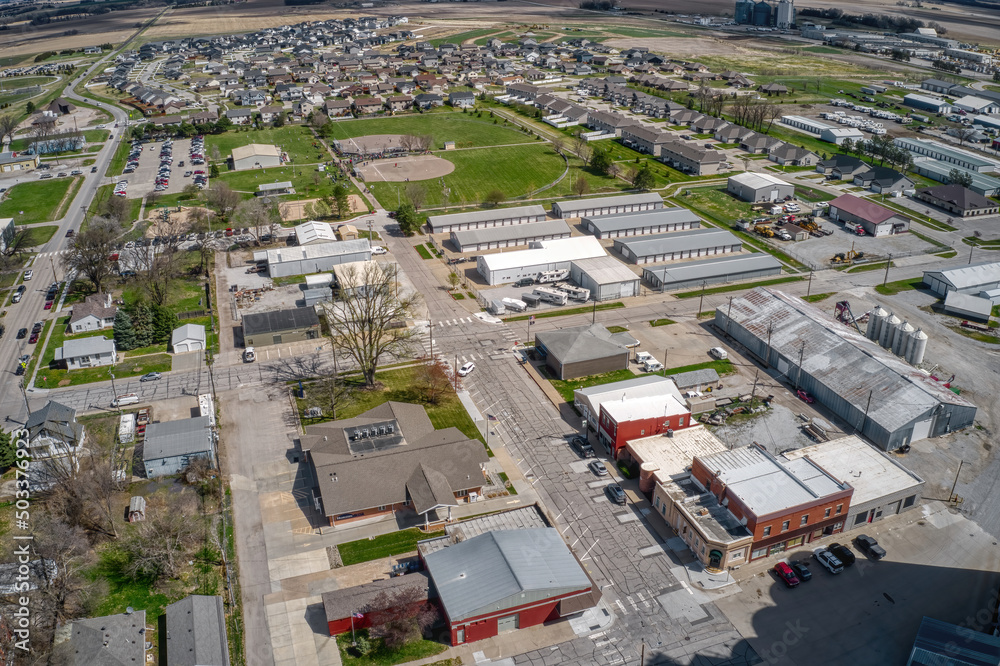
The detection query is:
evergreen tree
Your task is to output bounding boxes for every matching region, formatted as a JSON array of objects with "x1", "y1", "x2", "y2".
[
  {"x1": 129, "y1": 302, "x2": 154, "y2": 348},
  {"x1": 151, "y1": 304, "x2": 178, "y2": 345},
  {"x1": 395, "y1": 203, "x2": 421, "y2": 236},
  {"x1": 113, "y1": 309, "x2": 138, "y2": 351},
  {"x1": 0, "y1": 430, "x2": 15, "y2": 470},
  {"x1": 632, "y1": 163, "x2": 656, "y2": 191}
]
